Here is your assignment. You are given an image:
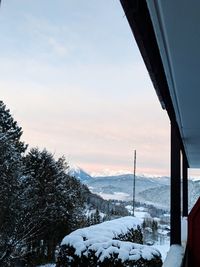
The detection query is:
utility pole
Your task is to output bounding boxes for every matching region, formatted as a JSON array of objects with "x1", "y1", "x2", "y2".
[{"x1": 133, "y1": 150, "x2": 136, "y2": 216}]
